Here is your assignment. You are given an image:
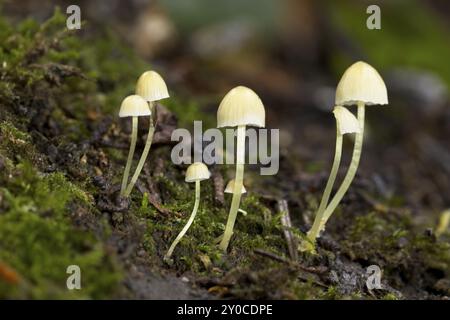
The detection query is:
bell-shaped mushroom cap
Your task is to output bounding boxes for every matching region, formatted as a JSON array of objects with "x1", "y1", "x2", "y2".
[
  {"x1": 335, "y1": 61, "x2": 388, "y2": 106},
  {"x1": 185, "y1": 162, "x2": 211, "y2": 182},
  {"x1": 135, "y1": 70, "x2": 170, "y2": 102},
  {"x1": 217, "y1": 86, "x2": 265, "y2": 128},
  {"x1": 119, "y1": 95, "x2": 151, "y2": 117},
  {"x1": 224, "y1": 179, "x2": 247, "y2": 194},
  {"x1": 333, "y1": 106, "x2": 361, "y2": 135}
]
